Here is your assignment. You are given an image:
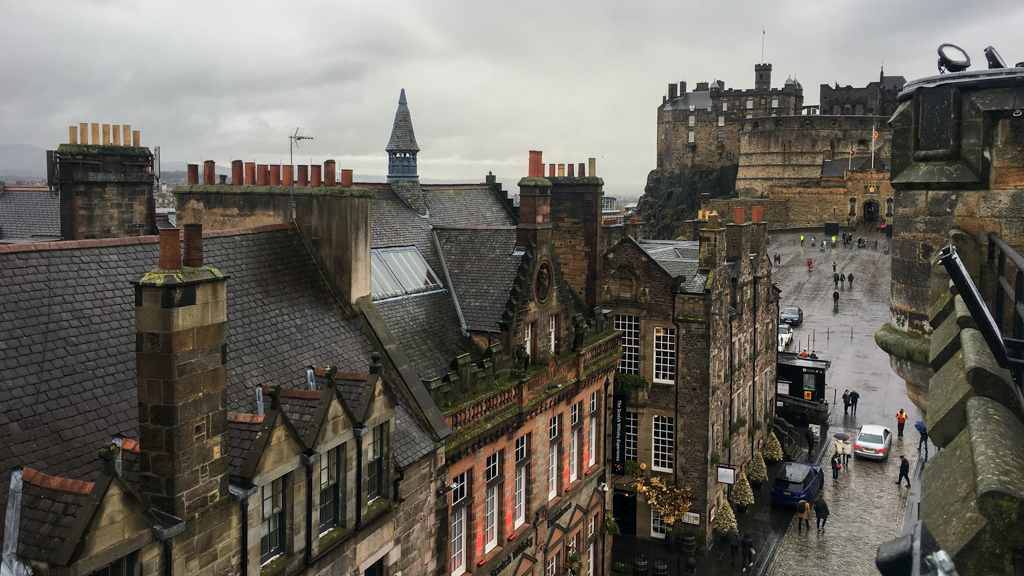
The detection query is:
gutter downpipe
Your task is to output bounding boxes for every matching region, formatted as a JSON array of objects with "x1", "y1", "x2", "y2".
[
  {"x1": 354, "y1": 426, "x2": 368, "y2": 529},
  {"x1": 302, "y1": 451, "x2": 321, "y2": 566},
  {"x1": 671, "y1": 289, "x2": 681, "y2": 489}
]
